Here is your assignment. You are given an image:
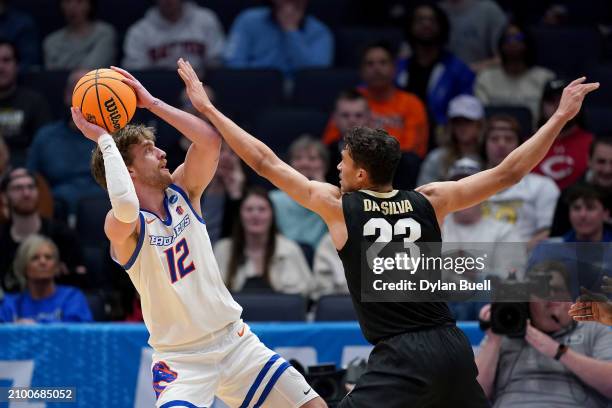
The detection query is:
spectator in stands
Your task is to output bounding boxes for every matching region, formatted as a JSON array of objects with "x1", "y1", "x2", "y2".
[
  {"x1": 122, "y1": 0, "x2": 225, "y2": 70},
  {"x1": 0, "y1": 136, "x2": 10, "y2": 224},
  {"x1": 0, "y1": 40, "x2": 52, "y2": 166},
  {"x1": 324, "y1": 89, "x2": 371, "y2": 185},
  {"x1": 475, "y1": 23, "x2": 555, "y2": 127},
  {"x1": 439, "y1": 0, "x2": 507, "y2": 72},
  {"x1": 202, "y1": 141, "x2": 245, "y2": 245},
  {"x1": 0, "y1": 234, "x2": 92, "y2": 323},
  {"x1": 475, "y1": 262, "x2": 612, "y2": 407},
  {"x1": 214, "y1": 187, "x2": 313, "y2": 296},
  {"x1": 482, "y1": 115, "x2": 559, "y2": 246},
  {"x1": 533, "y1": 79, "x2": 595, "y2": 190},
  {"x1": 417, "y1": 94, "x2": 484, "y2": 185},
  {"x1": 396, "y1": 1, "x2": 475, "y2": 126},
  {"x1": 551, "y1": 137, "x2": 612, "y2": 236},
  {"x1": 312, "y1": 233, "x2": 347, "y2": 300},
  {"x1": 442, "y1": 158, "x2": 522, "y2": 319},
  {"x1": 561, "y1": 185, "x2": 611, "y2": 243},
  {"x1": 43, "y1": 0, "x2": 116, "y2": 70},
  {"x1": 0, "y1": 169, "x2": 87, "y2": 292},
  {"x1": 322, "y1": 42, "x2": 429, "y2": 158},
  {"x1": 270, "y1": 136, "x2": 328, "y2": 249},
  {"x1": 27, "y1": 69, "x2": 104, "y2": 215},
  {"x1": 224, "y1": 0, "x2": 333, "y2": 76},
  {"x1": 0, "y1": 0, "x2": 40, "y2": 69}
]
